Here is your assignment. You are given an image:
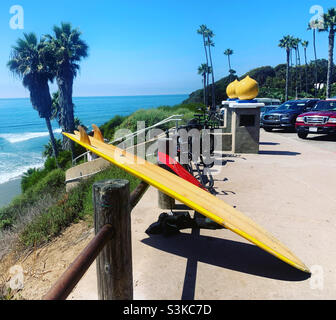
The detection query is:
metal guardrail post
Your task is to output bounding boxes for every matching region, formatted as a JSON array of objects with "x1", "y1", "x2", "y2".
[{"x1": 93, "y1": 179, "x2": 133, "y2": 300}]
